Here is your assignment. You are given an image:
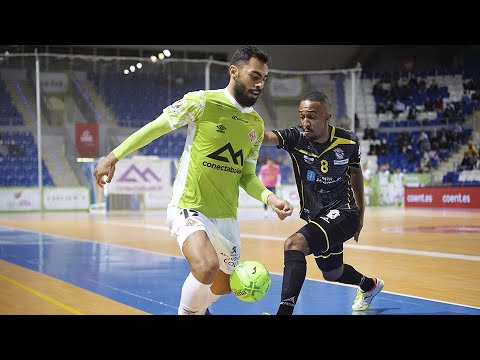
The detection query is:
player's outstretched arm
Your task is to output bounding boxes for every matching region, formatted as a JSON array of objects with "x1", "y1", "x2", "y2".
[
  {"x1": 93, "y1": 112, "x2": 176, "y2": 189},
  {"x1": 263, "y1": 131, "x2": 280, "y2": 146},
  {"x1": 93, "y1": 152, "x2": 119, "y2": 188},
  {"x1": 267, "y1": 193, "x2": 293, "y2": 220}
]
